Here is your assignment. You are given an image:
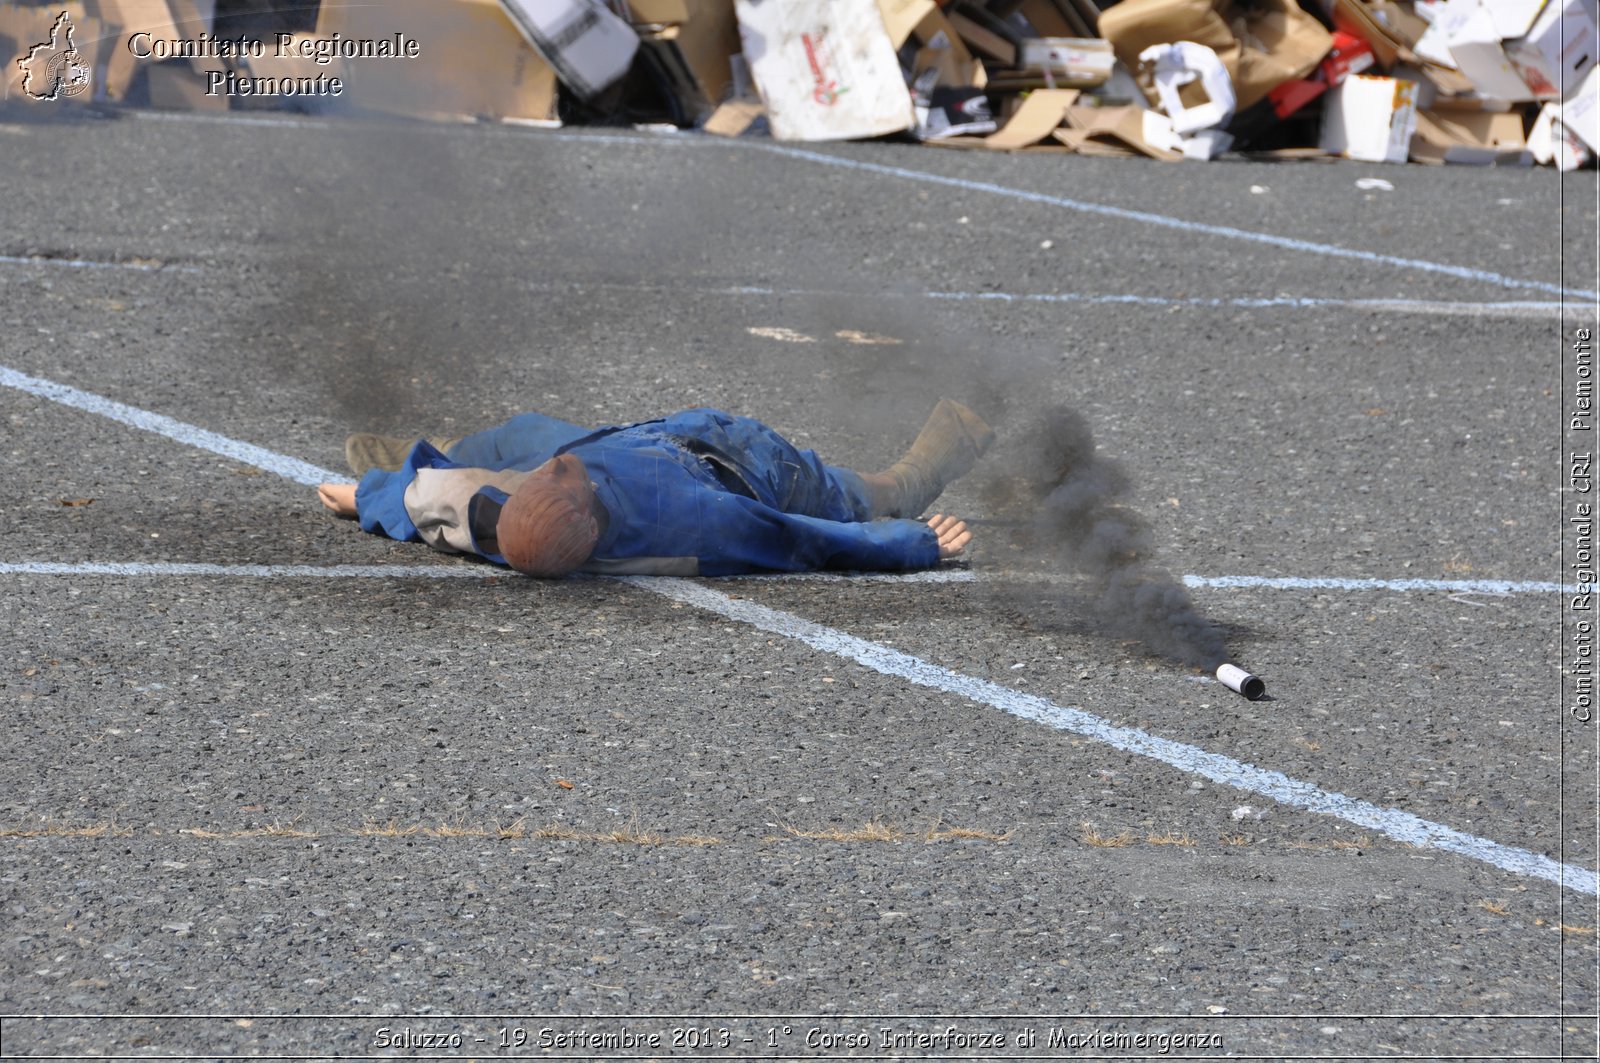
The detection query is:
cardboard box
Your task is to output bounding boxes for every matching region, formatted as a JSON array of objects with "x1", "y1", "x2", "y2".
[
  {"x1": 735, "y1": 0, "x2": 914, "y2": 142},
  {"x1": 1502, "y1": 0, "x2": 1598, "y2": 101},
  {"x1": 1443, "y1": 2, "x2": 1542, "y2": 100},
  {"x1": 1319, "y1": 74, "x2": 1420, "y2": 162},
  {"x1": 1529, "y1": 98, "x2": 1593, "y2": 167},
  {"x1": 1556, "y1": 60, "x2": 1598, "y2": 150},
  {"x1": 1019, "y1": 38, "x2": 1114, "y2": 87},
  {"x1": 1, "y1": 3, "x2": 107, "y2": 104},
  {"x1": 1430, "y1": 0, "x2": 1597, "y2": 102},
  {"x1": 317, "y1": 0, "x2": 558, "y2": 121},
  {"x1": 1320, "y1": 28, "x2": 1375, "y2": 86},
  {"x1": 500, "y1": 0, "x2": 638, "y2": 100},
  {"x1": 1410, "y1": 107, "x2": 1530, "y2": 163}
]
